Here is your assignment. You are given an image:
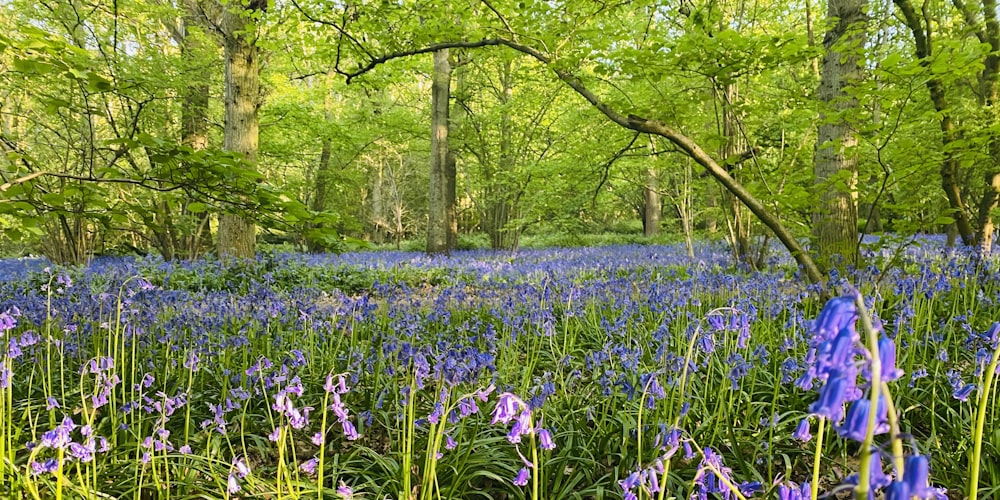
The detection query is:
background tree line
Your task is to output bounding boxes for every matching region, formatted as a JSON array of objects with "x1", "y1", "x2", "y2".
[{"x1": 2, "y1": 0, "x2": 999, "y2": 282}]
